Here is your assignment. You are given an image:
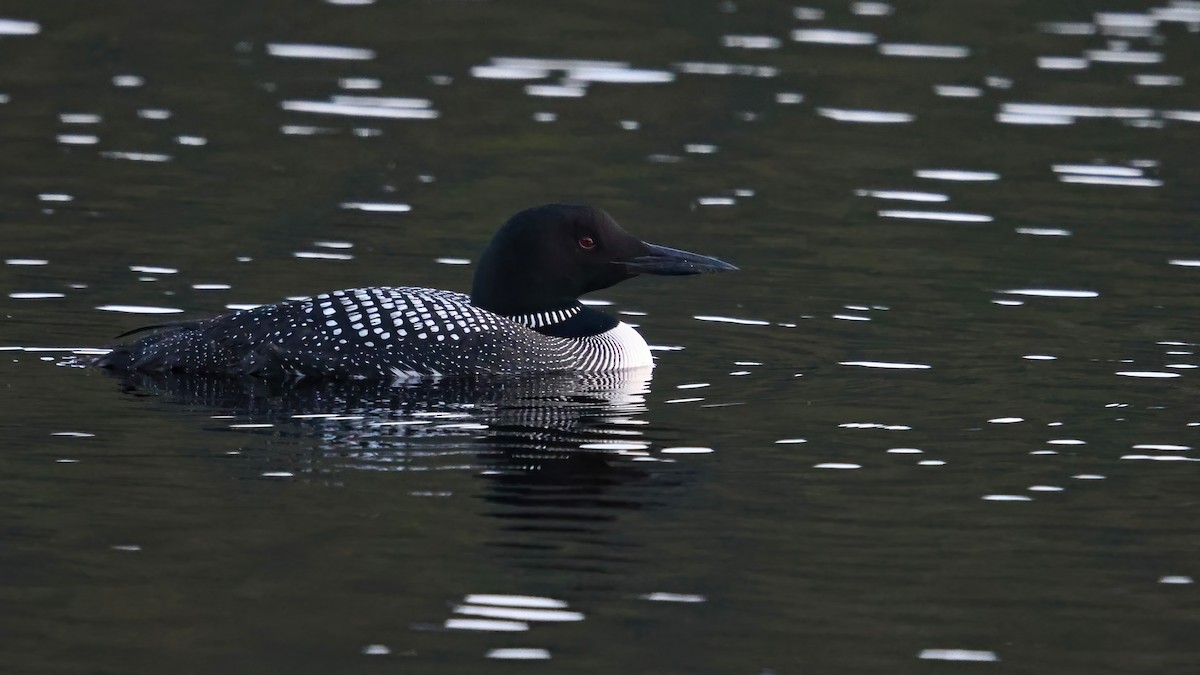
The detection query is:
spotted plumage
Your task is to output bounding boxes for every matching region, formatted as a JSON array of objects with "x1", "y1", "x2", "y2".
[{"x1": 95, "y1": 204, "x2": 736, "y2": 380}]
